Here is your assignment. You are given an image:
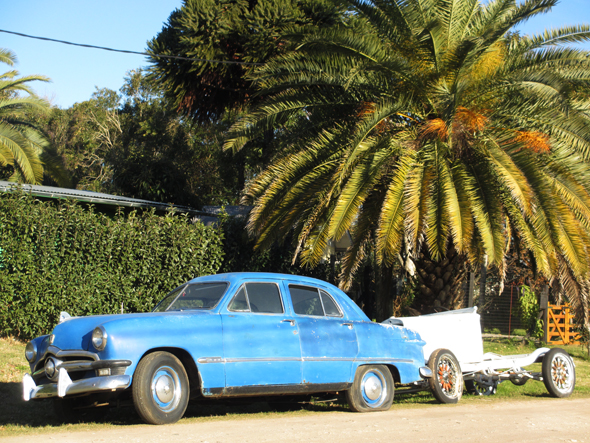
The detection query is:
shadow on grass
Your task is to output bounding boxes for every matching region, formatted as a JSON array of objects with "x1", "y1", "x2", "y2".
[
  {"x1": 0, "y1": 382, "x2": 58, "y2": 428},
  {"x1": 0, "y1": 381, "x2": 350, "y2": 429}
]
